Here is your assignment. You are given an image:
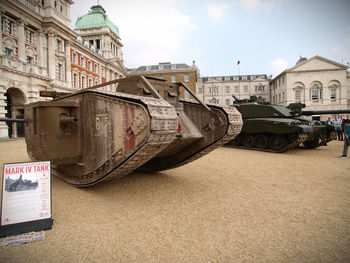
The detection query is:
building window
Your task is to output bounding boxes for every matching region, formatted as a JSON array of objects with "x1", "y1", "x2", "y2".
[
  {"x1": 26, "y1": 29, "x2": 35, "y2": 44},
  {"x1": 330, "y1": 89, "x2": 336, "y2": 100},
  {"x1": 81, "y1": 76, "x2": 86, "y2": 89},
  {"x1": 88, "y1": 61, "x2": 91, "y2": 70},
  {"x1": 72, "y1": 73, "x2": 78, "y2": 88},
  {"x1": 57, "y1": 63, "x2": 64, "y2": 80},
  {"x1": 4, "y1": 48, "x2": 12, "y2": 56},
  {"x1": 6, "y1": 20, "x2": 15, "y2": 35},
  {"x1": 94, "y1": 64, "x2": 98, "y2": 73},
  {"x1": 26, "y1": 56, "x2": 33, "y2": 64},
  {"x1": 54, "y1": 1, "x2": 57, "y2": 8},
  {"x1": 96, "y1": 39, "x2": 100, "y2": 50},
  {"x1": 88, "y1": 78, "x2": 93, "y2": 87},
  {"x1": 101, "y1": 67, "x2": 105, "y2": 77},
  {"x1": 225, "y1": 86, "x2": 230, "y2": 93},
  {"x1": 185, "y1": 90, "x2": 190, "y2": 99},
  {"x1": 244, "y1": 86, "x2": 248, "y2": 92},
  {"x1": 80, "y1": 57, "x2": 85, "y2": 67},
  {"x1": 171, "y1": 75, "x2": 176, "y2": 83},
  {"x1": 234, "y1": 86, "x2": 239, "y2": 93},
  {"x1": 184, "y1": 75, "x2": 190, "y2": 82},
  {"x1": 56, "y1": 39, "x2": 61, "y2": 51},
  {"x1": 198, "y1": 87, "x2": 203, "y2": 94},
  {"x1": 255, "y1": 85, "x2": 265, "y2": 91},
  {"x1": 311, "y1": 84, "x2": 319, "y2": 100},
  {"x1": 226, "y1": 99, "x2": 230, "y2": 105},
  {"x1": 72, "y1": 53, "x2": 77, "y2": 64},
  {"x1": 295, "y1": 90, "x2": 301, "y2": 101},
  {"x1": 282, "y1": 92, "x2": 285, "y2": 101}
]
